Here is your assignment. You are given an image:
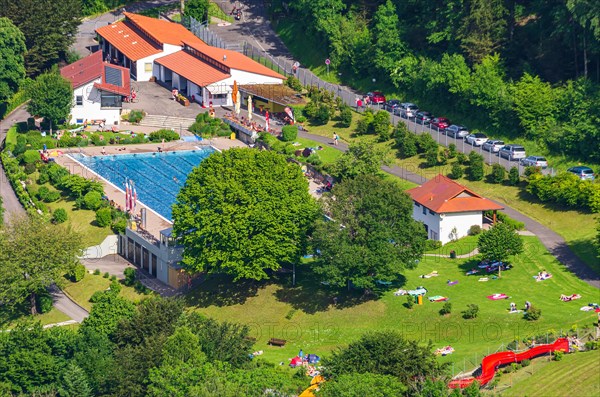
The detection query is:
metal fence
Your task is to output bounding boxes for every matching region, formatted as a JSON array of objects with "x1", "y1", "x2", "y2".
[{"x1": 182, "y1": 15, "x2": 227, "y2": 49}]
